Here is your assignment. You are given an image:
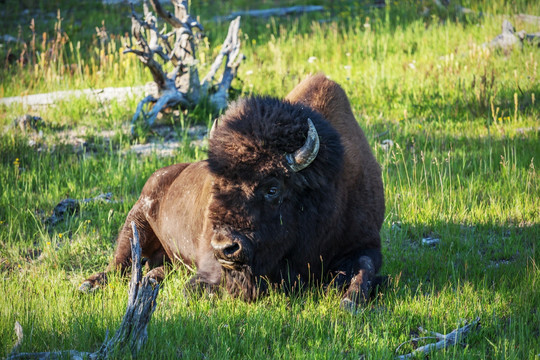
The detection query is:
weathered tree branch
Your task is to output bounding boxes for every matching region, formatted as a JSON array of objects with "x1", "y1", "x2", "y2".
[
  {"x1": 126, "y1": 0, "x2": 244, "y2": 134},
  {"x1": 213, "y1": 5, "x2": 324, "y2": 22},
  {"x1": 6, "y1": 222, "x2": 161, "y2": 360},
  {"x1": 206, "y1": 16, "x2": 244, "y2": 110},
  {"x1": 93, "y1": 222, "x2": 160, "y2": 358},
  {"x1": 395, "y1": 317, "x2": 480, "y2": 359}
]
